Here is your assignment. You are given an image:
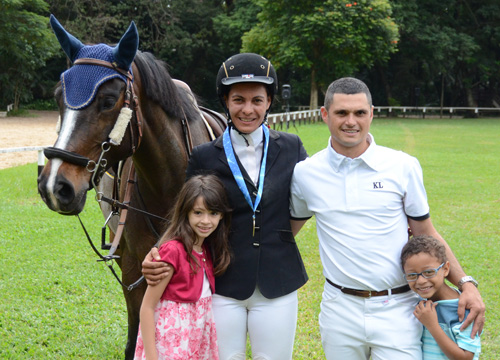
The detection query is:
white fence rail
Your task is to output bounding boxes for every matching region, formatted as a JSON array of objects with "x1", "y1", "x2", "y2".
[
  {"x1": 0, "y1": 145, "x2": 50, "y2": 175},
  {"x1": 268, "y1": 106, "x2": 500, "y2": 126},
  {"x1": 374, "y1": 106, "x2": 500, "y2": 117},
  {"x1": 1, "y1": 106, "x2": 499, "y2": 171},
  {"x1": 268, "y1": 109, "x2": 321, "y2": 127}
]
